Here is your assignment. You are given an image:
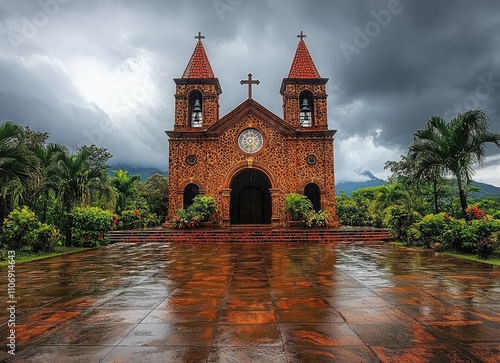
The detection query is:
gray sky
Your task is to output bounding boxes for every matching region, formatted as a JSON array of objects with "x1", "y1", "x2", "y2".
[{"x1": 1, "y1": 0, "x2": 500, "y2": 185}]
